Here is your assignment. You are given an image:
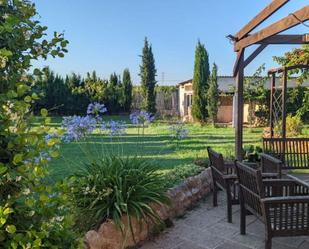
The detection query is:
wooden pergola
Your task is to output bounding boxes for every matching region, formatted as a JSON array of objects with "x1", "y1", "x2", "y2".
[{"x1": 231, "y1": 0, "x2": 309, "y2": 160}]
